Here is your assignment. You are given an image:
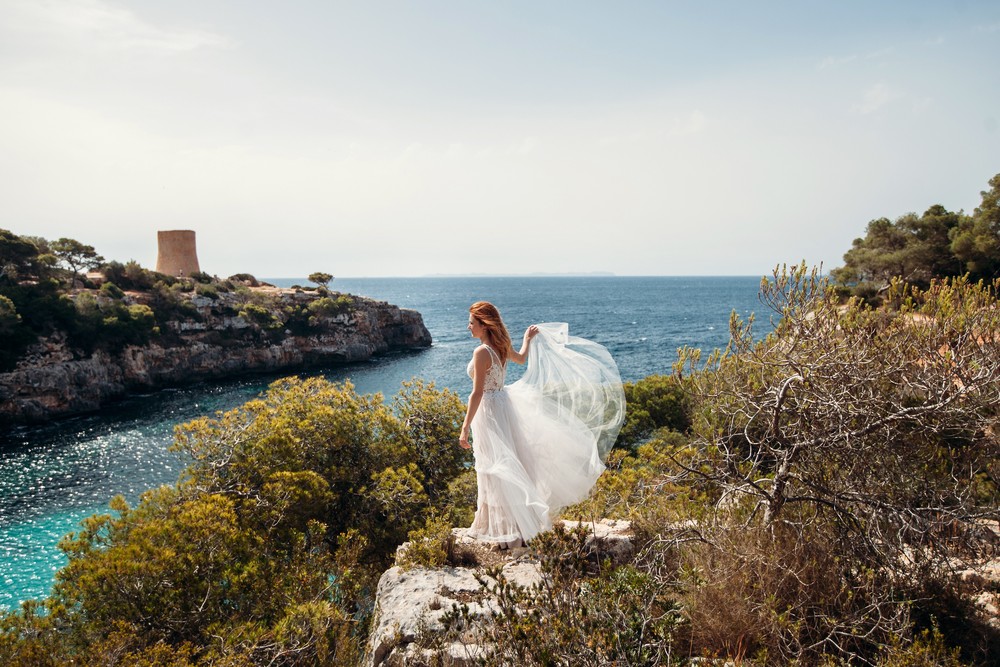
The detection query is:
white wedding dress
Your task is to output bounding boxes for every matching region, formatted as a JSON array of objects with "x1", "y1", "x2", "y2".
[{"x1": 466, "y1": 322, "x2": 626, "y2": 545}]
